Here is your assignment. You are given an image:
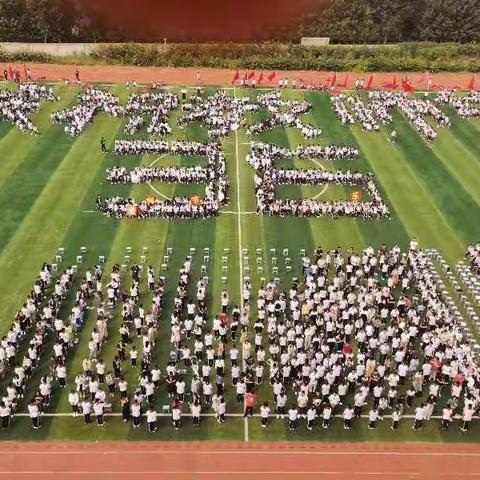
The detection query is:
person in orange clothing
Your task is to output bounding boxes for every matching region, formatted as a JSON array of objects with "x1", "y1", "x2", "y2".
[{"x1": 244, "y1": 391, "x2": 256, "y2": 417}]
